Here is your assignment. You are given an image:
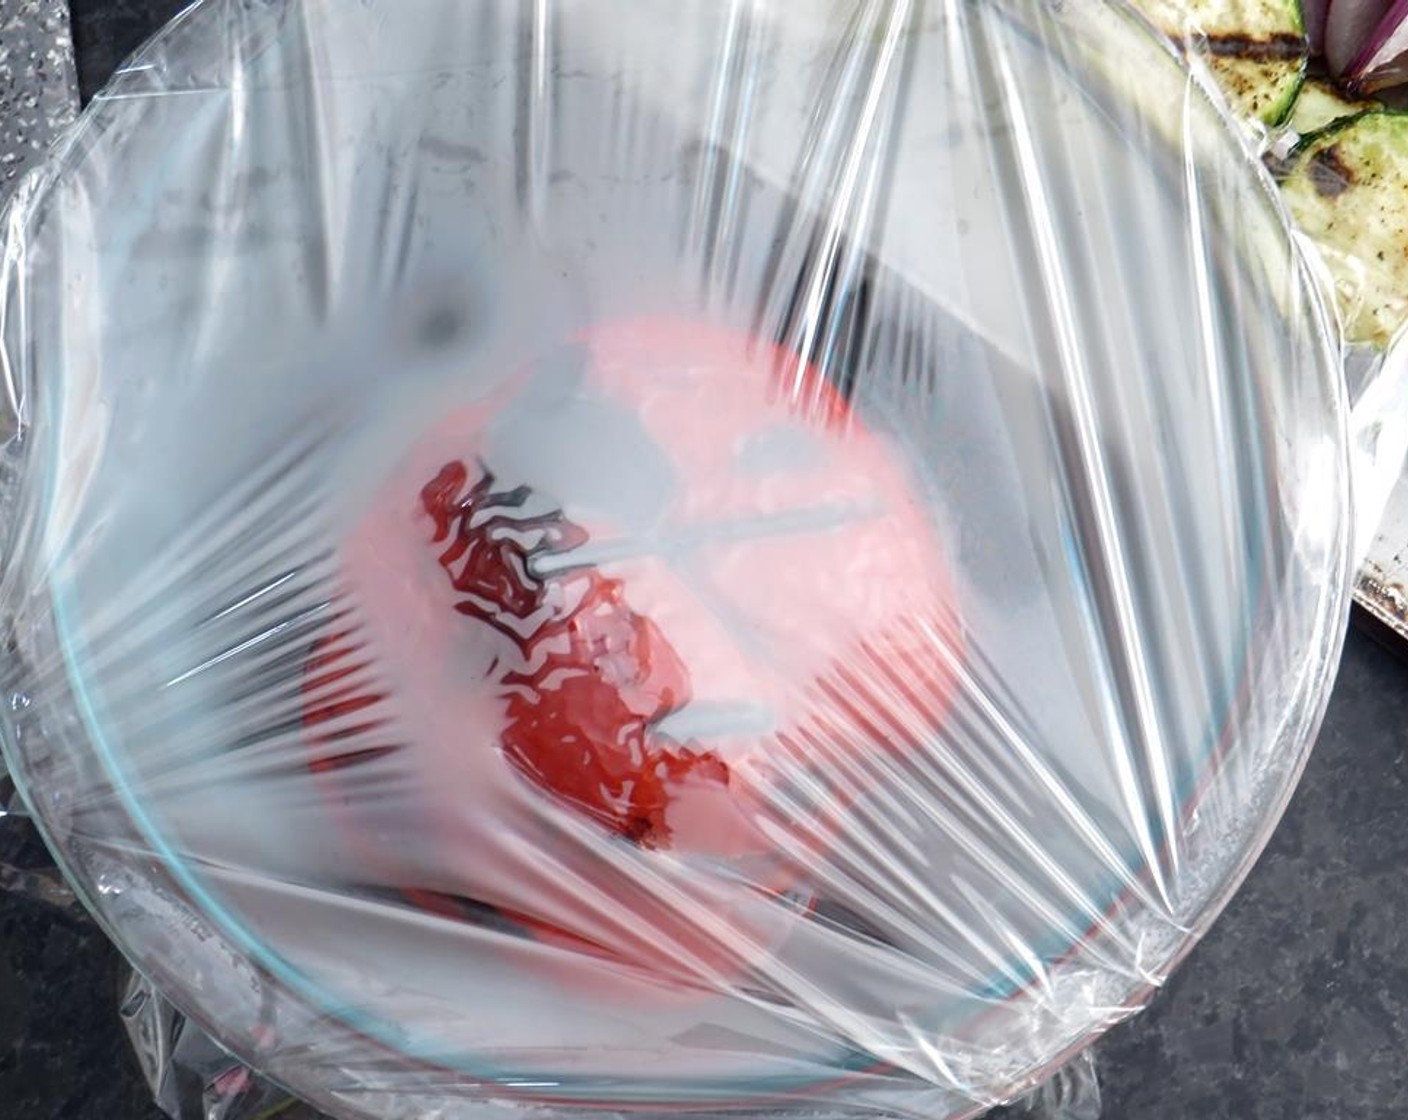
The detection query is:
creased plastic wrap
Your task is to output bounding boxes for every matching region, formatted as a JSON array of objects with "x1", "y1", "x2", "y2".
[
  {"x1": 121, "y1": 968, "x2": 321, "y2": 1120},
  {"x1": 0, "y1": 1, "x2": 1353, "y2": 1118},
  {"x1": 118, "y1": 967, "x2": 1102, "y2": 1120}
]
